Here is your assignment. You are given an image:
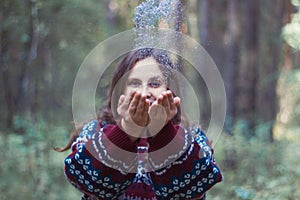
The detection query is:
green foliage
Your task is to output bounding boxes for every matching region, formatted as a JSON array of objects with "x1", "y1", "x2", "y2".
[
  {"x1": 0, "y1": 0, "x2": 137, "y2": 125},
  {"x1": 208, "y1": 126, "x2": 300, "y2": 200},
  {"x1": 0, "y1": 116, "x2": 81, "y2": 199},
  {"x1": 282, "y1": 0, "x2": 300, "y2": 50}
]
